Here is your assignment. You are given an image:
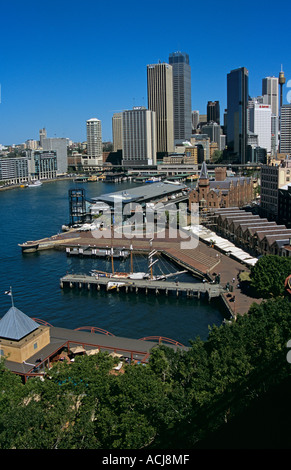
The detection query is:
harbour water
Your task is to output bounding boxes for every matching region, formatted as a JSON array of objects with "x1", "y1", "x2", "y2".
[{"x1": 0, "y1": 179, "x2": 225, "y2": 345}]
